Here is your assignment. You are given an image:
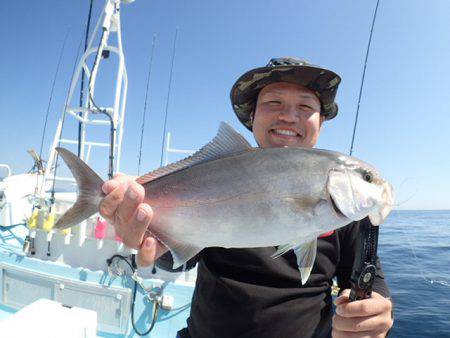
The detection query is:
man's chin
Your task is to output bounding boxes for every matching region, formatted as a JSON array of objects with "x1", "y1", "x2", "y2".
[{"x1": 267, "y1": 137, "x2": 305, "y2": 148}]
